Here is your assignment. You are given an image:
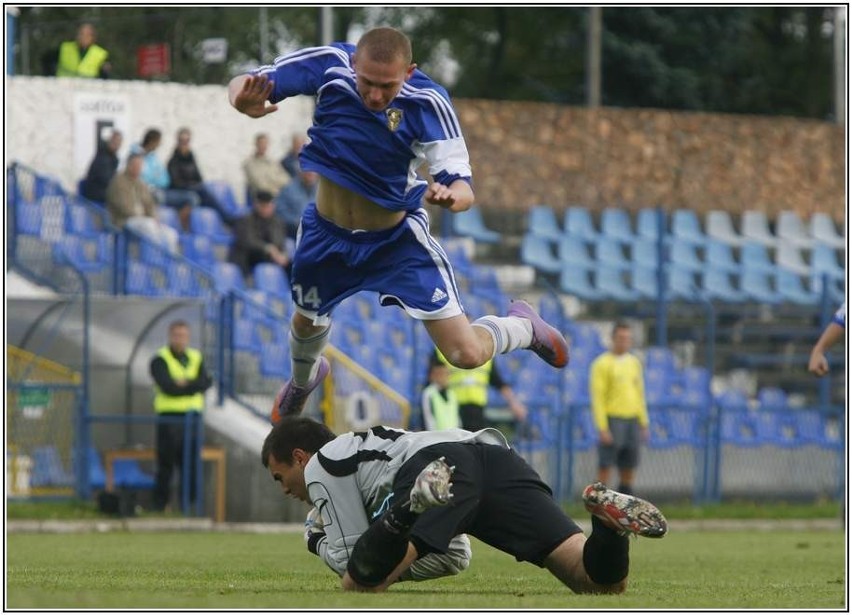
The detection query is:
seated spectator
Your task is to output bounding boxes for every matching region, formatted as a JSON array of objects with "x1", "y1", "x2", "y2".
[
  {"x1": 132, "y1": 128, "x2": 200, "y2": 231},
  {"x1": 276, "y1": 161, "x2": 318, "y2": 241},
  {"x1": 166, "y1": 127, "x2": 226, "y2": 220},
  {"x1": 229, "y1": 190, "x2": 290, "y2": 279},
  {"x1": 106, "y1": 153, "x2": 179, "y2": 254},
  {"x1": 280, "y1": 133, "x2": 307, "y2": 179},
  {"x1": 243, "y1": 133, "x2": 289, "y2": 200},
  {"x1": 81, "y1": 129, "x2": 122, "y2": 203}
]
